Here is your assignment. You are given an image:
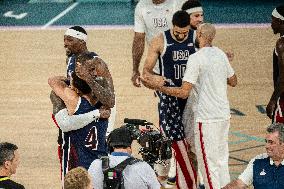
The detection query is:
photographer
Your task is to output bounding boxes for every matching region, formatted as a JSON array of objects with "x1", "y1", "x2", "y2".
[{"x1": 88, "y1": 127, "x2": 161, "y2": 189}]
